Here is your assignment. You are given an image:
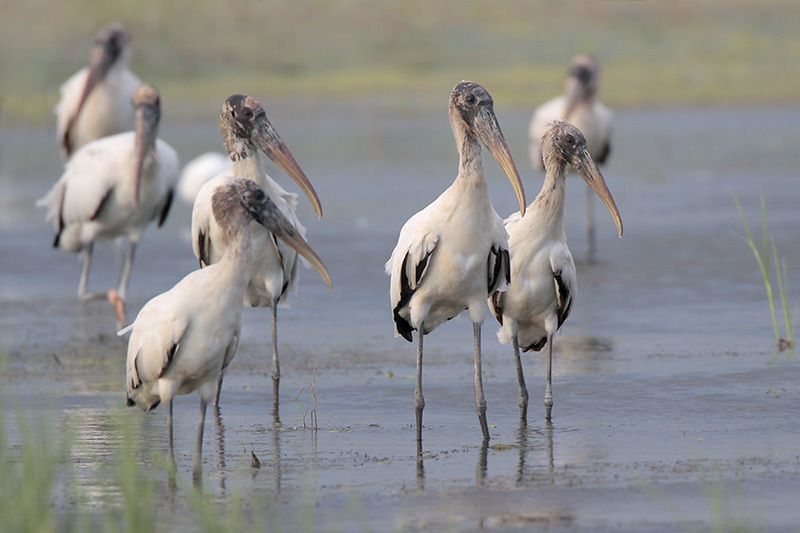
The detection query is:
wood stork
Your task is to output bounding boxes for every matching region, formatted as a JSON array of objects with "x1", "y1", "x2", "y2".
[
  {"x1": 38, "y1": 84, "x2": 178, "y2": 326},
  {"x1": 56, "y1": 23, "x2": 141, "y2": 159},
  {"x1": 529, "y1": 55, "x2": 612, "y2": 261},
  {"x1": 122, "y1": 178, "x2": 331, "y2": 478},
  {"x1": 491, "y1": 120, "x2": 622, "y2": 420},
  {"x1": 386, "y1": 81, "x2": 527, "y2": 443},
  {"x1": 191, "y1": 94, "x2": 324, "y2": 409},
  {"x1": 178, "y1": 152, "x2": 230, "y2": 204}
]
